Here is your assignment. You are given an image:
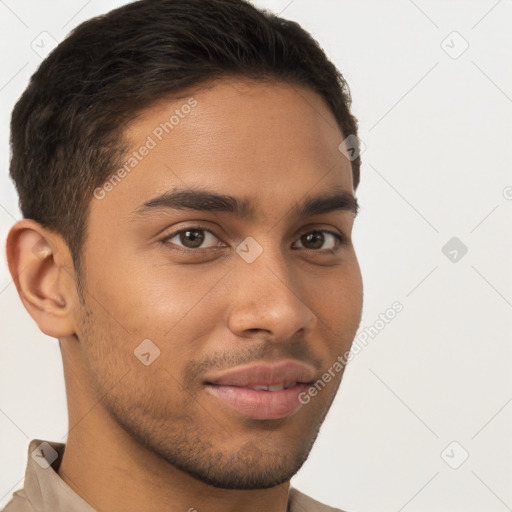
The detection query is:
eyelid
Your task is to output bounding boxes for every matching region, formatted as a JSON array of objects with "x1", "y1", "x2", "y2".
[
  {"x1": 161, "y1": 224, "x2": 227, "y2": 251},
  {"x1": 292, "y1": 230, "x2": 346, "y2": 251}
]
